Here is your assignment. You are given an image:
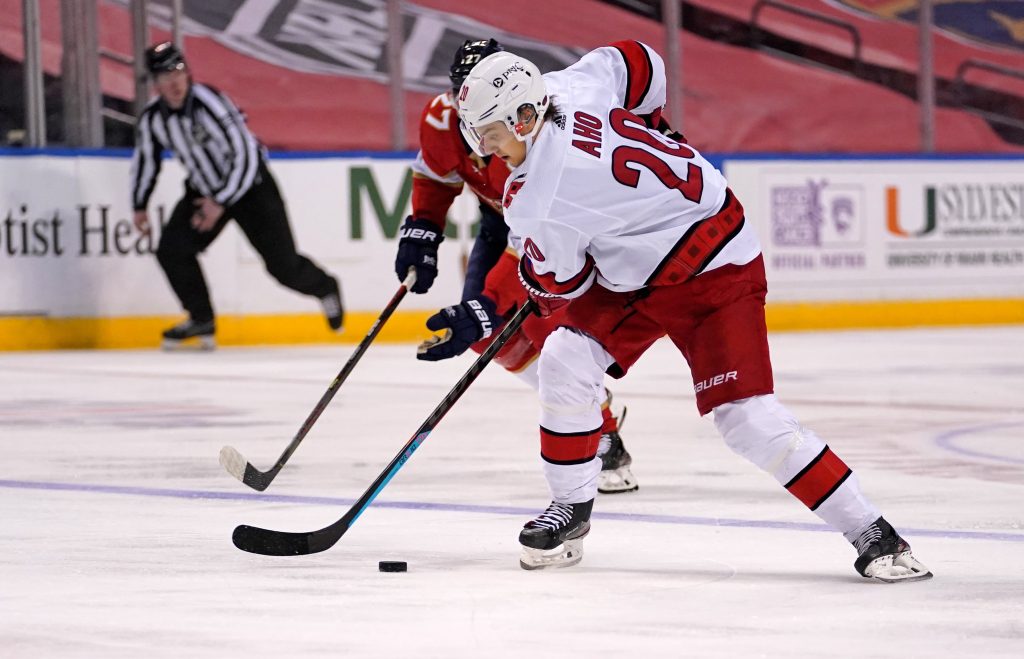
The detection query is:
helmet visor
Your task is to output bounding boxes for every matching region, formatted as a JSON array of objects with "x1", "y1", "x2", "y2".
[{"x1": 460, "y1": 119, "x2": 513, "y2": 158}]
